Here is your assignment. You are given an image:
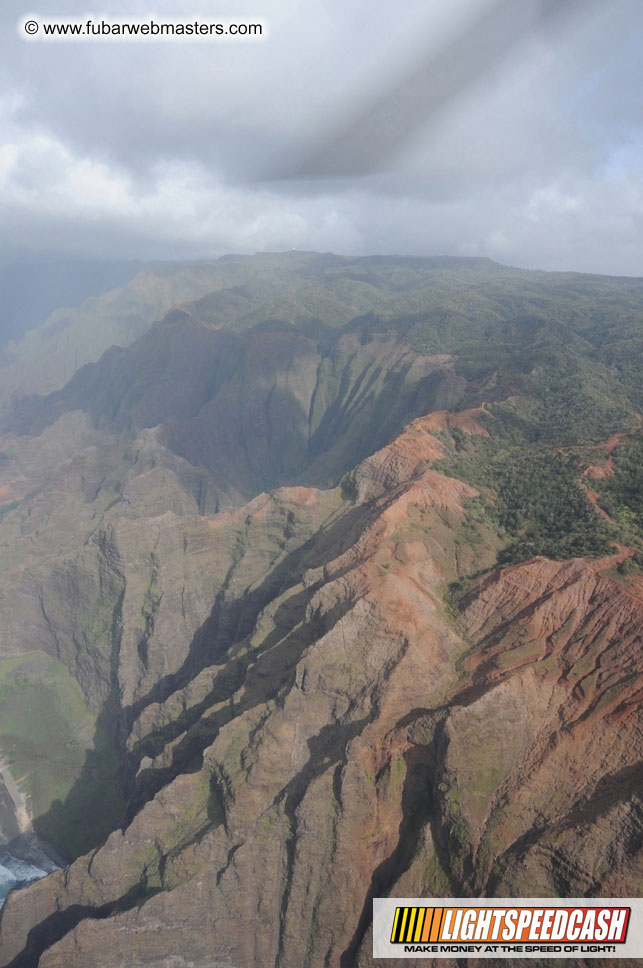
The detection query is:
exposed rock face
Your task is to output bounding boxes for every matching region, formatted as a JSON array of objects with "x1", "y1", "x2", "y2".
[
  {"x1": 0, "y1": 410, "x2": 640, "y2": 968},
  {"x1": 341, "y1": 408, "x2": 487, "y2": 503},
  {"x1": 1, "y1": 254, "x2": 642, "y2": 966},
  {"x1": 452, "y1": 557, "x2": 643, "y2": 893},
  {"x1": 6, "y1": 317, "x2": 464, "y2": 504}
]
